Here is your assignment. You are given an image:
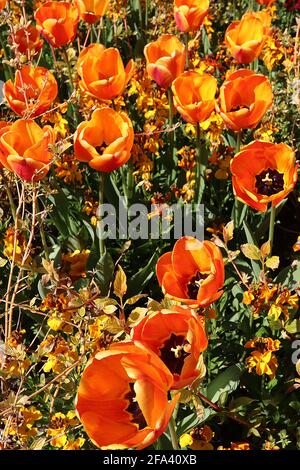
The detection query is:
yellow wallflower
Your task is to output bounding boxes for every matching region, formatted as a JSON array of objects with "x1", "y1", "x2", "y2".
[
  {"x1": 3, "y1": 227, "x2": 30, "y2": 265},
  {"x1": 293, "y1": 235, "x2": 300, "y2": 252},
  {"x1": 47, "y1": 411, "x2": 78, "y2": 448},
  {"x1": 245, "y1": 337, "x2": 280, "y2": 380},
  {"x1": 200, "y1": 112, "x2": 225, "y2": 144},
  {"x1": 39, "y1": 335, "x2": 78, "y2": 373},
  {"x1": 243, "y1": 282, "x2": 298, "y2": 322},
  {"x1": 63, "y1": 437, "x2": 85, "y2": 450},
  {"x1": 179, "y1": 425, "x2": 214, "y2": 450},
  {"x1": 54, "y1": 154, "x2": 83, "y2": 185},
  {"x1": 179, "y1": 433, "x2": 194, "y2": 448},
  {"x1": 62, "y1": 249, "x2": 90, "y2": 281},
  {"x1": 41, "y1": 293, "x2": 75, "y2": 333},
  {"x1": 262, "y1": 35, "x2": 285, "y2": 71}
]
